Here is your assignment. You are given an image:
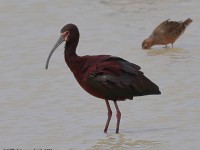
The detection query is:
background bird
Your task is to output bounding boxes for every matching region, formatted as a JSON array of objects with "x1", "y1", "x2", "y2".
[
  {"x1": 45, "y1": 24, "x2": 161, "y2": 133},
  {"x1": 142, "y1": 18, "x2": 192, "y2": 49}
]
